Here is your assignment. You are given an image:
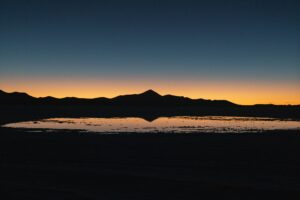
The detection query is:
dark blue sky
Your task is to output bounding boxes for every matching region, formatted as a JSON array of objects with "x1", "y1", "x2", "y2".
[{"x1": 0, "y1": 0, "x2": 299, "y2": 104}]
